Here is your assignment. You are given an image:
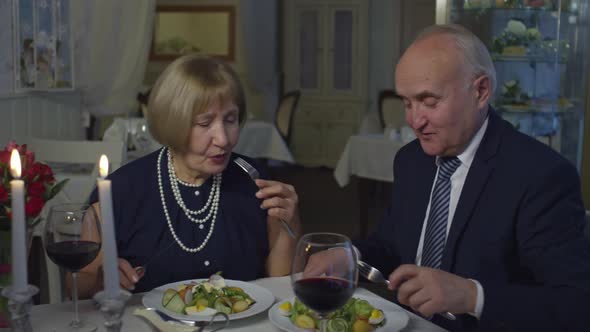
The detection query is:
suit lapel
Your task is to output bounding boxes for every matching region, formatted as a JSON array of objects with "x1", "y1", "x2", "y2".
[
  {"x1": 403, "y1": 147, "x2": 437, "y2": 264},
  {"x1": 441, "y1": 110, "x2": 503, "y2": 271}
]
